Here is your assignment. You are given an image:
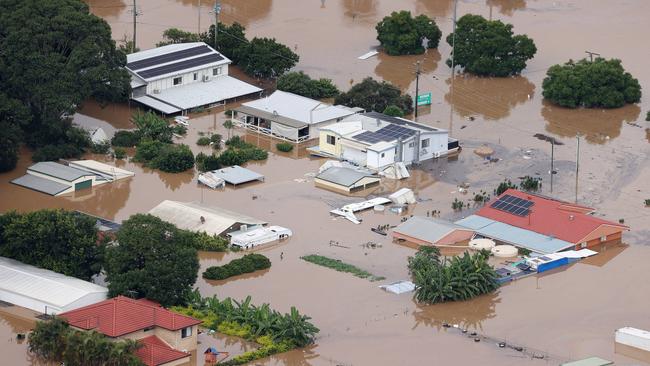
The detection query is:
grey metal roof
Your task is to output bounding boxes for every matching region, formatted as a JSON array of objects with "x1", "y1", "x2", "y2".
[
  {"x1": 234, "y1": 105, "x2": 308, "y2": 129},
  {"x1": 362, "y1": 111, "x2": 447, "y2": 133},
  {"x1": 28, "y1": 162, "x2": 93, "y2": 182},
  {"x1": 209, "y1": 165, "x2": 265, "y2": 185},
  {"x1": 394, "y1": 216, "x2": 472, "y2": 244},
  {"x1": 126, "y1": 44, "x2": 211, "y2": 71},
  {"x1": 315, "y1": 167, "x2": 377, "y2": 187},
  {"x1": 11, "y1": 174, "x2": 70, "y2": 196}
]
